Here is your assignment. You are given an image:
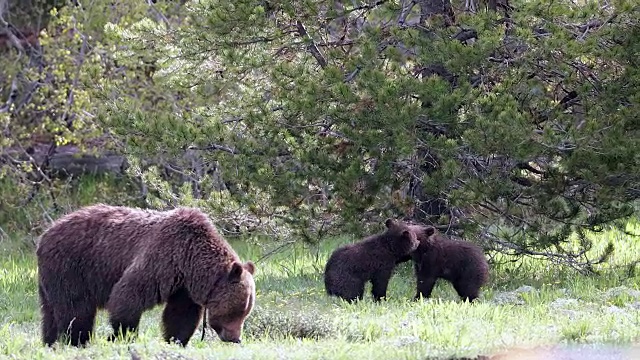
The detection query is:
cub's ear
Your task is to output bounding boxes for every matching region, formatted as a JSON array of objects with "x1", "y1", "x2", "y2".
[
  {"x1": 228, "y1": 261, "x2": 244, "y2": 282},
  {"x1": 385, "y1": 218, "x2": 396, "y2": 229},
  {"x1": 425, "y1": 226, "x2": 436, "y2": 237},
  {"x1": 243, "y1": 261, "x2": 256, "y2": 275}
]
